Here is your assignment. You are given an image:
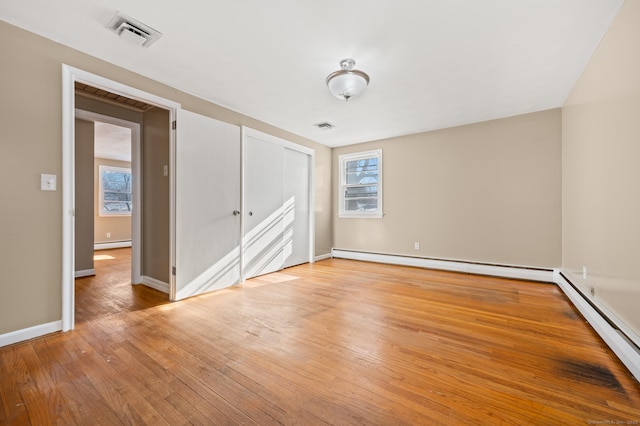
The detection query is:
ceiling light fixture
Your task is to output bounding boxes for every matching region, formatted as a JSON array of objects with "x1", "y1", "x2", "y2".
[{"x1": 326, "y1": 59, "x2": 370, "y2": 101}]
